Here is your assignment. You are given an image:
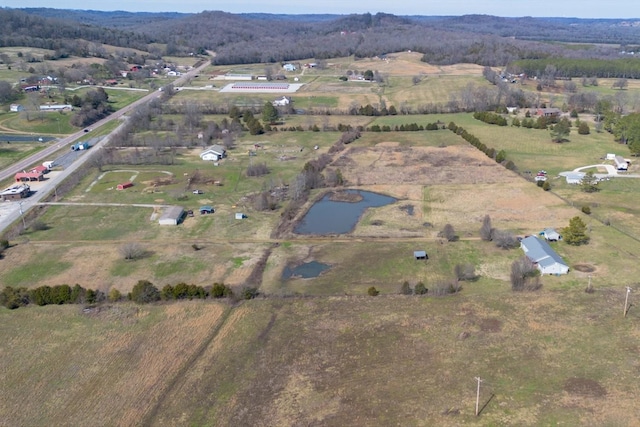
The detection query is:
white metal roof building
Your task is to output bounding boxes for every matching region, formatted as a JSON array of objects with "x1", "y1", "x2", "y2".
[
  {"x1": 521, "y1": 236, "x2": 569, "y2": 275},
  {"x1": 159, "y1": 206, "x2": 185, "y2": 226}
]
